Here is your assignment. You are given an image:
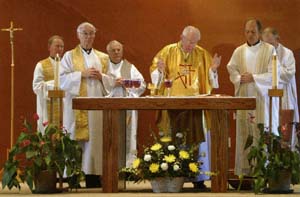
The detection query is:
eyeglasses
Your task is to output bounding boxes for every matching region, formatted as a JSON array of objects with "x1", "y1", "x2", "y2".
[{"x1": 79, "y1": 31, "x2": 96, "y2": 37}]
